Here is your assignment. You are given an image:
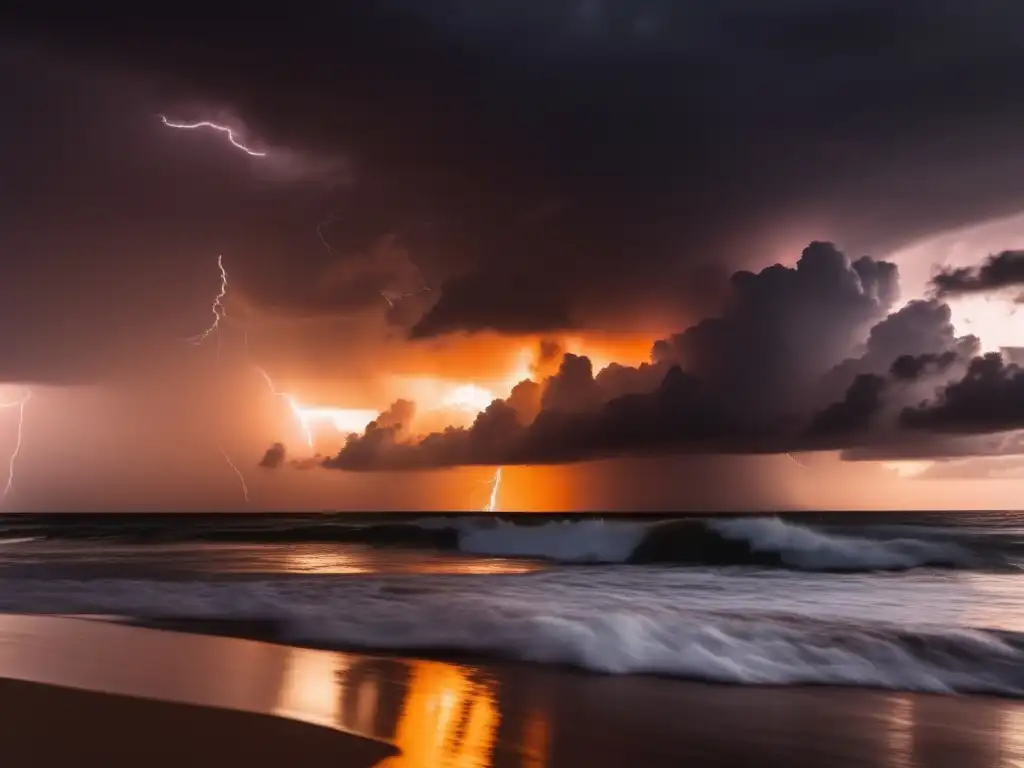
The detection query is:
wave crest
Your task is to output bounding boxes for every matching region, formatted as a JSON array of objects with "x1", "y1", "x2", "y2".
[{"x1": 457, "y1": 516, "x2": 979, "y2": 572}]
